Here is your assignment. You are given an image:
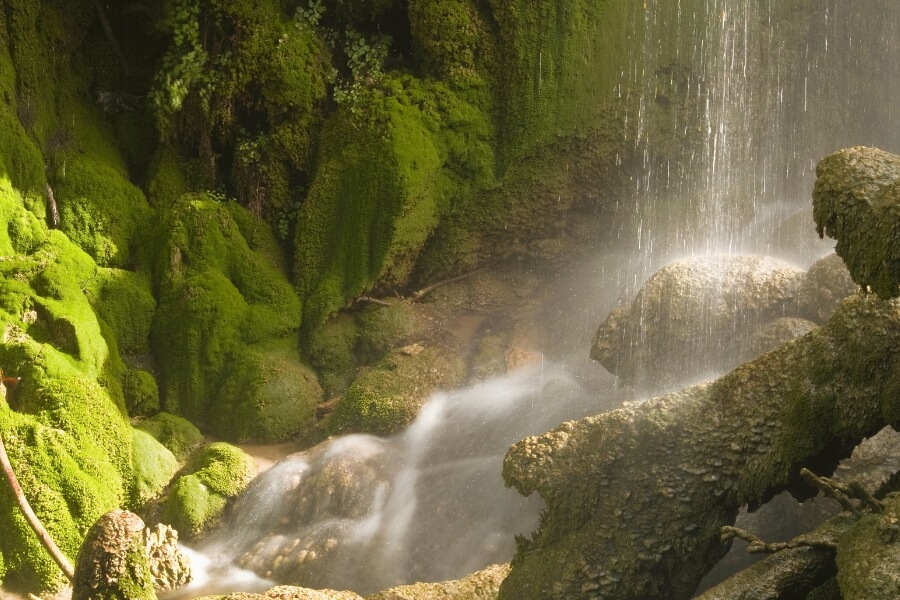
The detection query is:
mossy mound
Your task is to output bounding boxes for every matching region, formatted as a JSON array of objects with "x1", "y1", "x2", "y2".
[
  {"x1": 123, "y1": 369, "x2": 160, "y2": 417},
  {"x1": 329, "y1": 342, "x2": 465, "y2": 436},
  {"x1": 306, "y1": 313, "x2": 360, "y2": 397},
  {"x1": 134, "y1": 412, "x2": 203, "y2": 462},
  {"x1": 85, "y1": 268, "x2": 156, "y2": 357},
  {"x1": 130, "y1": 428, "x2": 179, "y2": 507},
  {"x1": 835, "y1": 492, "x2": 900, "y2": 599},
  {"x1": 161, "y1": 442, "x2": 254, "y2": 538},
  {"x1": 355, "y1": 302, "x2": 420, "y2": 363},
  {"x1": 151, "y1": 193, "x2": 318, "y2": 441},
  {"x1": 214, "y1": 338, "x2": 324, "y2": 443},
  {"x1": 294, "y1": 74, "x2": 493, "y2": 337},
  {"x1": 0, "y1": 187, "x2": 134, "y2": 591}
]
